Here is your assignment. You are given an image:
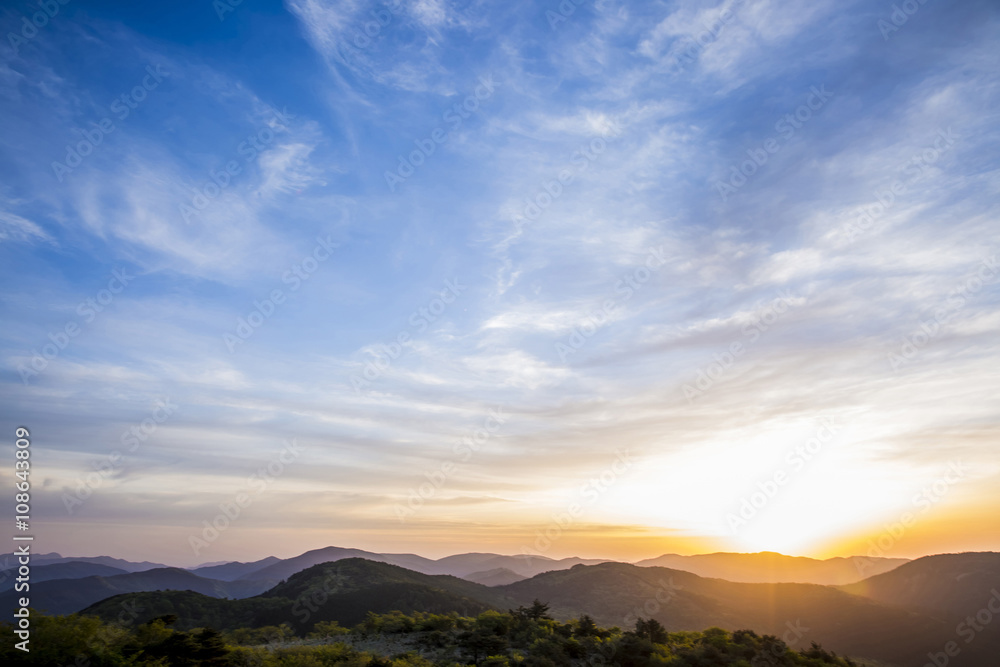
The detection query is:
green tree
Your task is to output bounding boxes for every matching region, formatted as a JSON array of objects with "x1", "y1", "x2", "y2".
[
  {"x1": 632, "y1": 617, "x2": 668, "y2": 644},
  {"x1": 193, "y1": 627, "x2": 230, "y2": 665},
  {"x1": 573, "y1": 615, "x2": 603, "y2": 638},
  {"x1": 460, "y1": 627, "x2": 509, "y2": 665},
  {"x1": 527, "y1": 600, "x2": 551, "y2": 620}
]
